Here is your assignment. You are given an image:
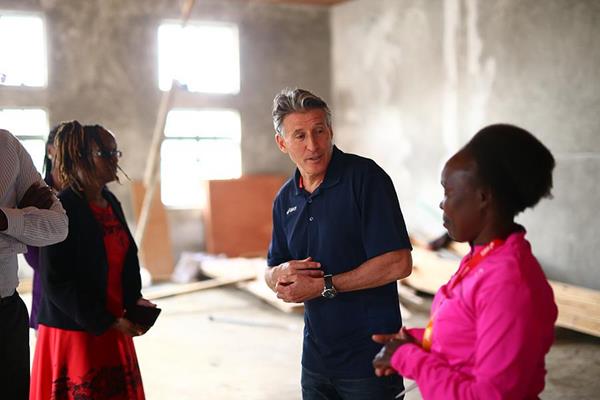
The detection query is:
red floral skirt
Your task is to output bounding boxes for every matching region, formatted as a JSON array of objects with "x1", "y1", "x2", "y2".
[{"x1": 30, "y1": 324, "x2": 145, "y2": 400}]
